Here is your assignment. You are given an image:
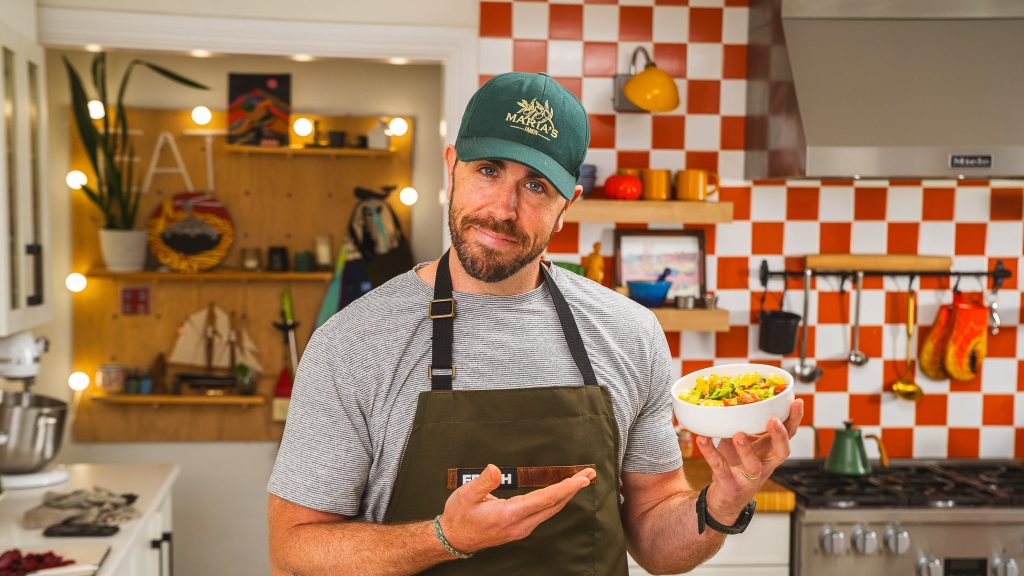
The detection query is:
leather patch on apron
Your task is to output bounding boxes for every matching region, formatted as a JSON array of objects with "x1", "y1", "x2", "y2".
[{"x1": 446, "y1": 464, "x2": 597, "y2": 490}]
